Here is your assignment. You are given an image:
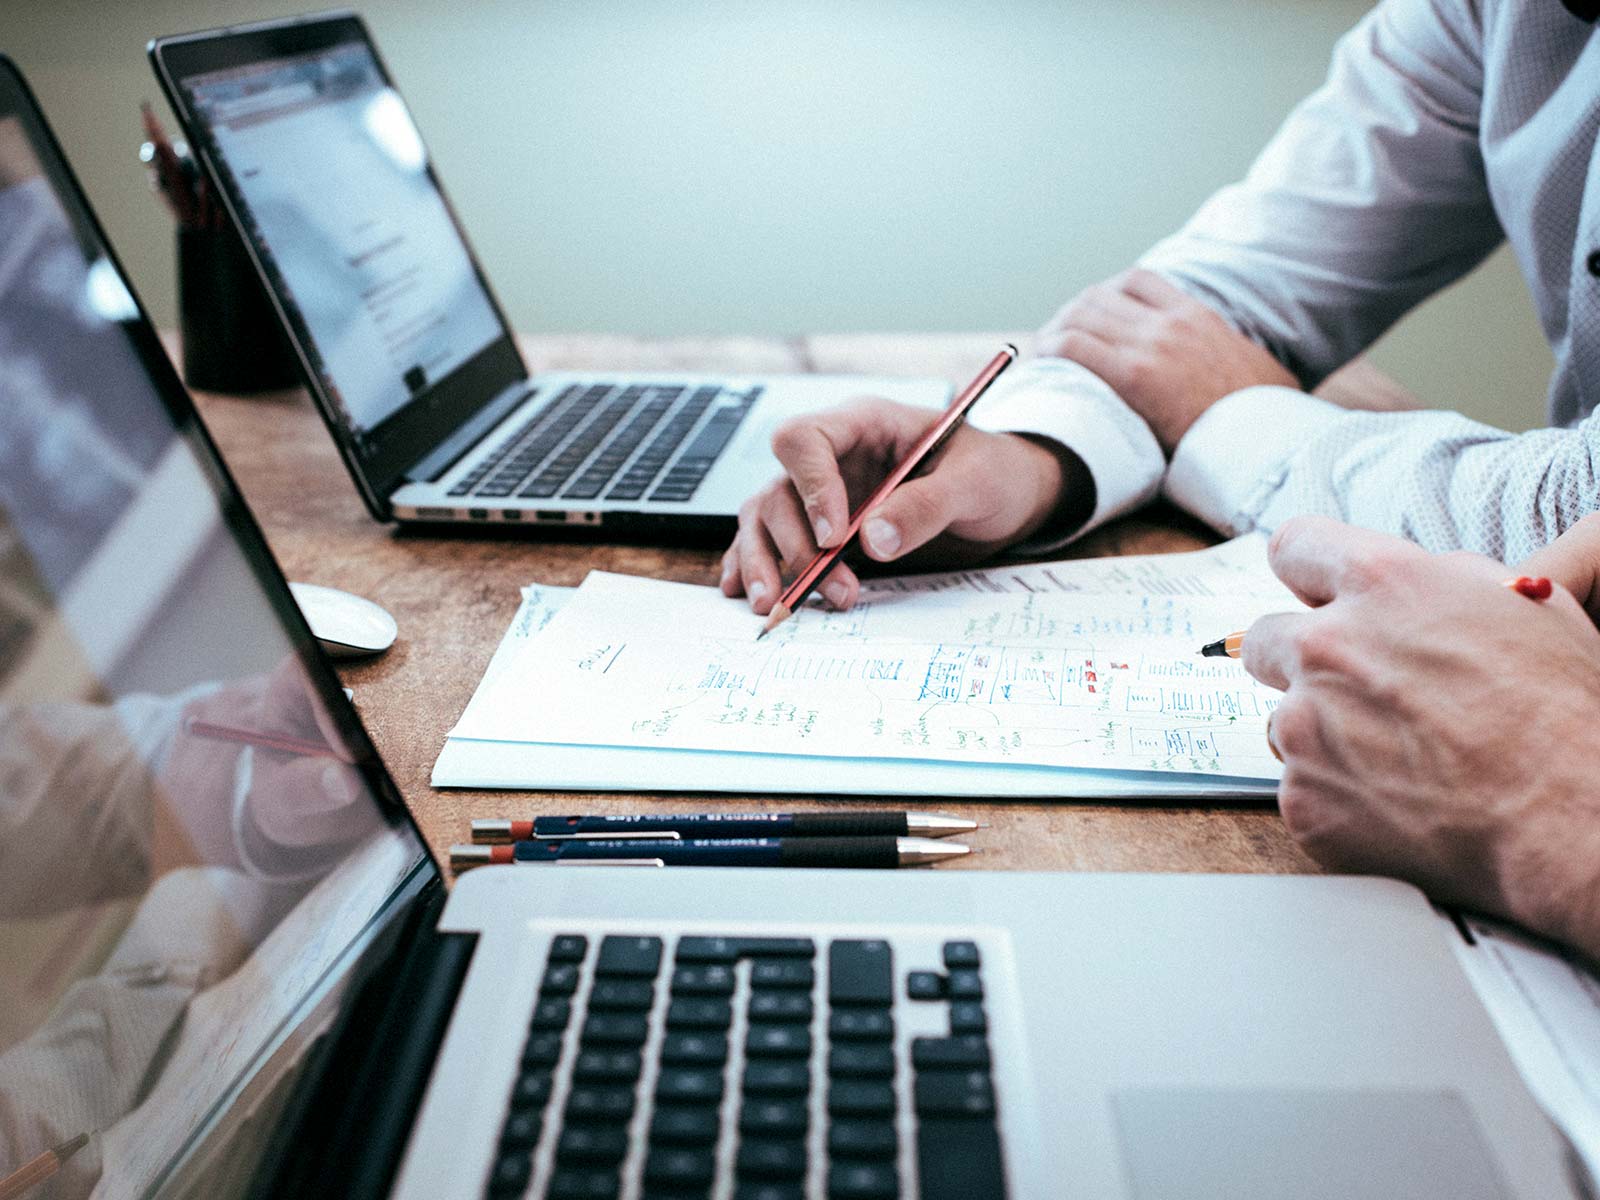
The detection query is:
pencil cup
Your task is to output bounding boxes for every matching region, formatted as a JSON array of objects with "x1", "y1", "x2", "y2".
[{"x1": 177, "y1": 224, "x2": 299, "y2": 394}]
